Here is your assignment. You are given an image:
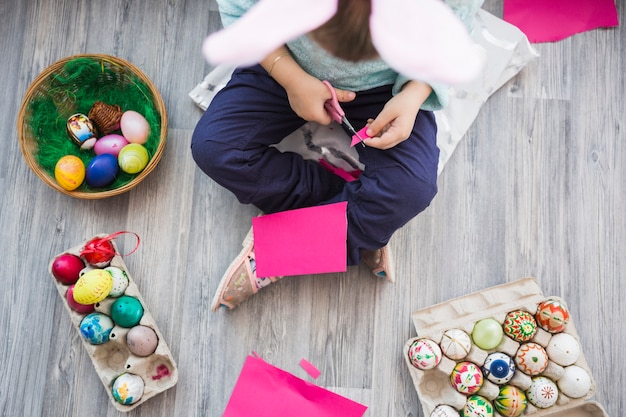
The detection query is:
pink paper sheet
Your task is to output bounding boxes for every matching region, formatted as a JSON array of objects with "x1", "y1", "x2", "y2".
[
  {"x1": 503, "y1": 0, "x2": 619, "y2": 43},
  {"x1": 252, "y1": 202, "x2": 348, "y2": 277}
]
